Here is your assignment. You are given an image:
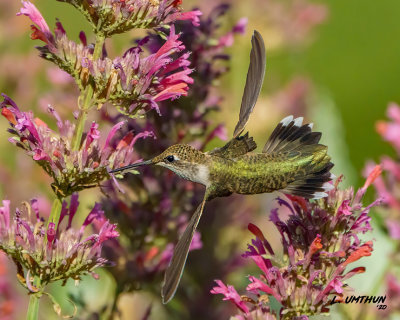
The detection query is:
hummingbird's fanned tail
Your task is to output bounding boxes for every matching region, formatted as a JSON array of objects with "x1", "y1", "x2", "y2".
[
  {"x1": 264, "y1": 115, "x2": 334, "y2": 199},
  {"x1": 282, "y1": 158, "x2": 334, "y2": 199},
  {"x1": 161, "y1": 193, "x2": 208, "y2": 304}
]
